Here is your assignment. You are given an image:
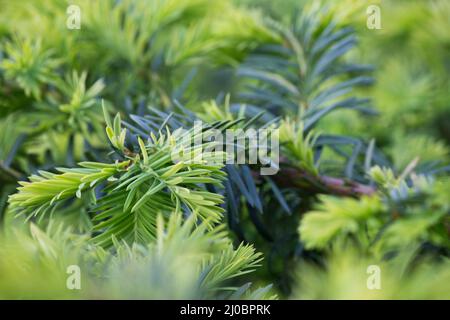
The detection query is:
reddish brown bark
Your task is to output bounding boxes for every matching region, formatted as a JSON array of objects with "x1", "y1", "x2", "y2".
[{"x1": 259, "y1": 166, "x2": 376, "y2": 197}]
